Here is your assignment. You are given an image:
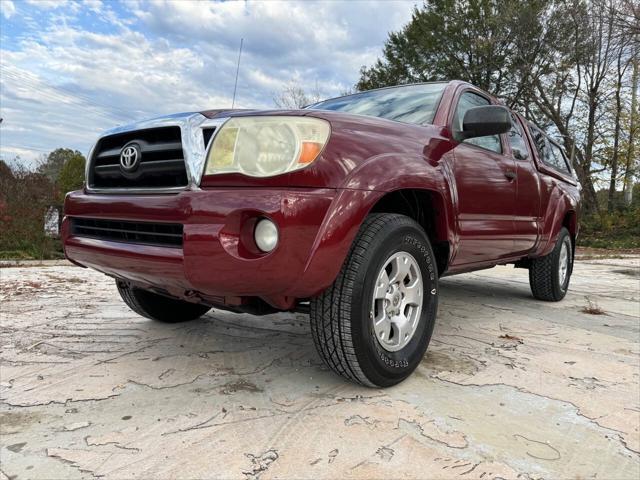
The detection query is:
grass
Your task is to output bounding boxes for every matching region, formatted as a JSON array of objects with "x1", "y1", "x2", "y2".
[
  {"x1": 577, "y1": 208, "x2": 640, "y2": 250},
  {"x1": 577, "y1": 234, "x2": 640, "y2": 249},
  {"x1": 580, "y1": 297, "x2": 606, "y2": 315},
  {"x1": 0, "y1": 241, "x2": 65, "y2": 261}
]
